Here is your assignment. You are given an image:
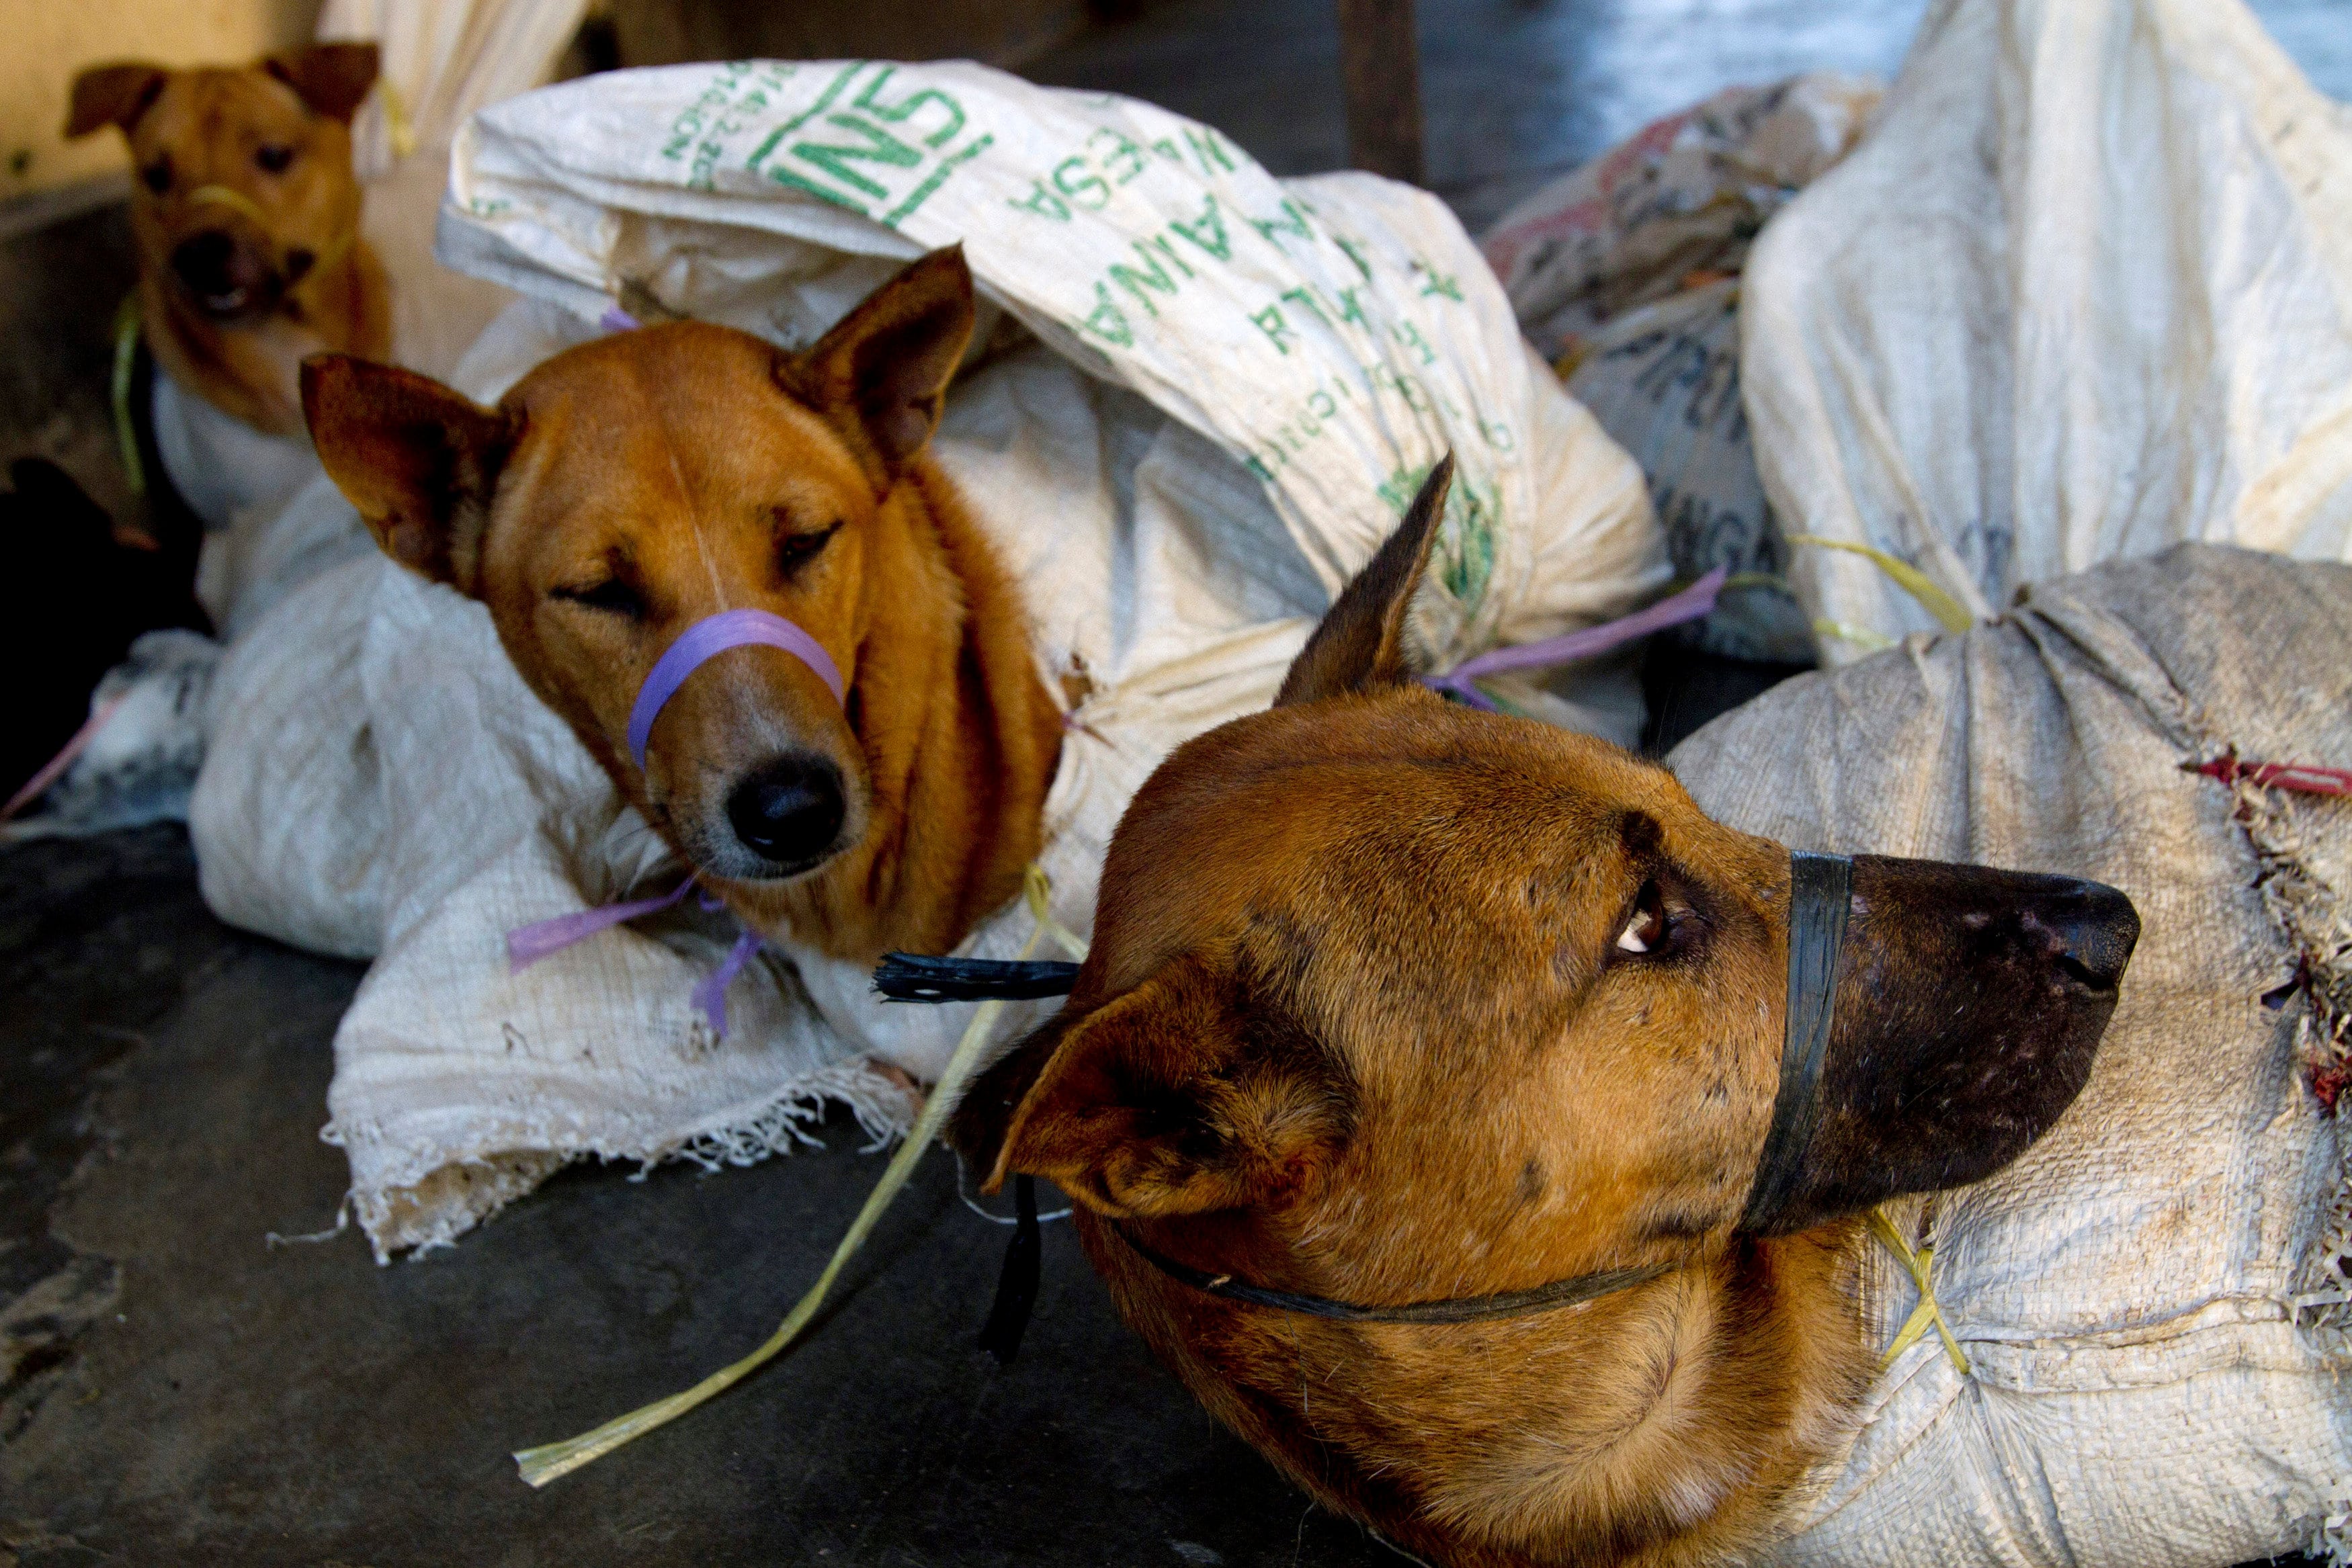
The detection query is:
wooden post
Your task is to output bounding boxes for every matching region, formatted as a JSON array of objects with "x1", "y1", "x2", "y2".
[{"x1": 1335, "y1": 0, "x2": 1427, "y2": 185}]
